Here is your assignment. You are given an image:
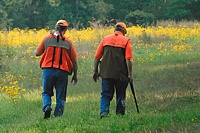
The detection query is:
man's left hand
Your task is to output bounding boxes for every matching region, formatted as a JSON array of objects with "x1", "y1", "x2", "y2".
[
  {"x1": 93, "y1": 72, "x2": 99, "y2": 82},
  {"x1": 71, "y1": 75, "x2": 78, "y2": 85}
]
